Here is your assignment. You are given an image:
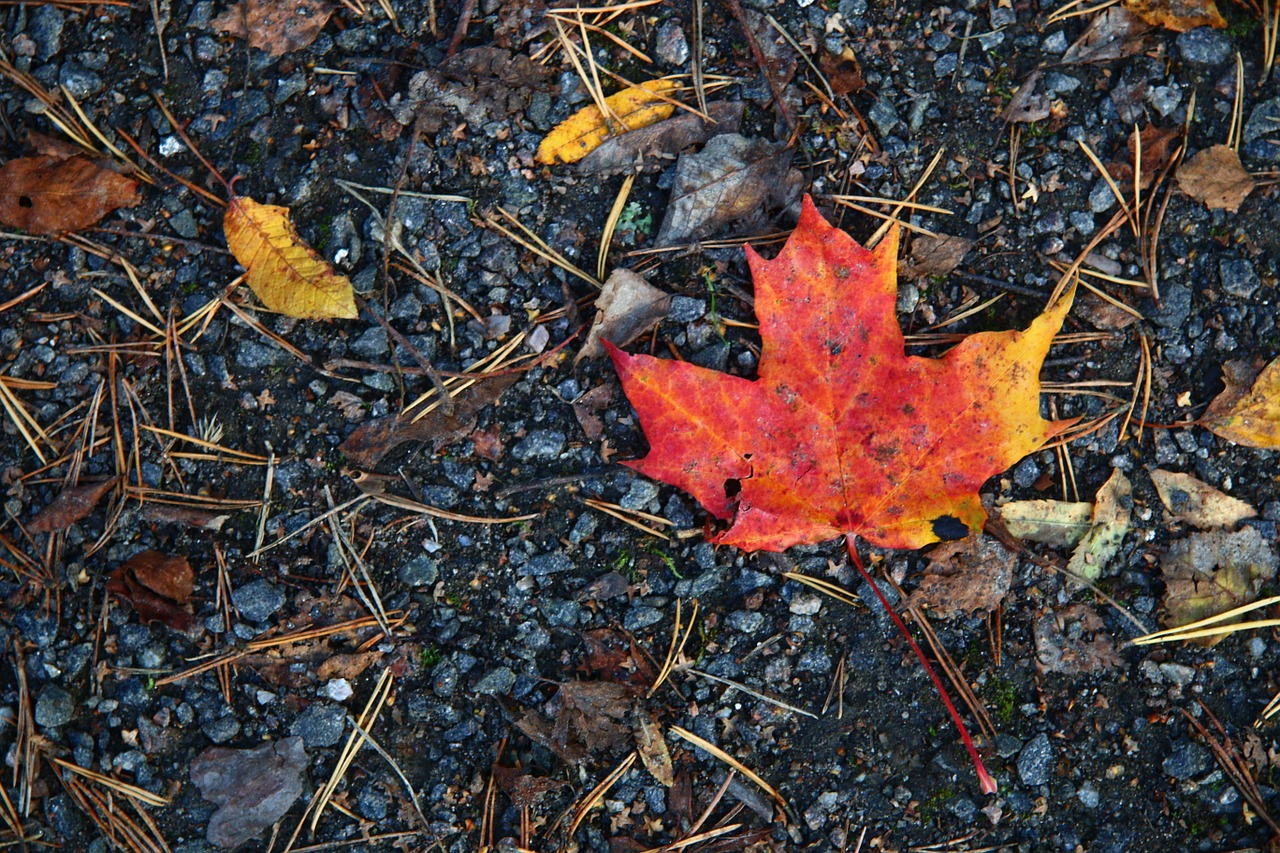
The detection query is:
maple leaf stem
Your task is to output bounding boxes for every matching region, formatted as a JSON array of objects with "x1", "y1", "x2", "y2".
[{"x1": 843, "y1": 535, "x2": 998, "y2": 795}]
